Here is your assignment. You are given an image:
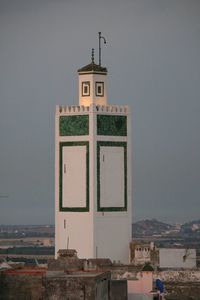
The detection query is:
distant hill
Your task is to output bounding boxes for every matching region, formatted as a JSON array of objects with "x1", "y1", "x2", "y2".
[
  {"x1": 133, "y1": 219, "x2": 200, "y2": 237},
  {"x1": 132, "y1": 219, "x2": 175, "y2": 237},
  {"x1": 180, "y1": 220, "x2": 200, "y2": 234}
]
